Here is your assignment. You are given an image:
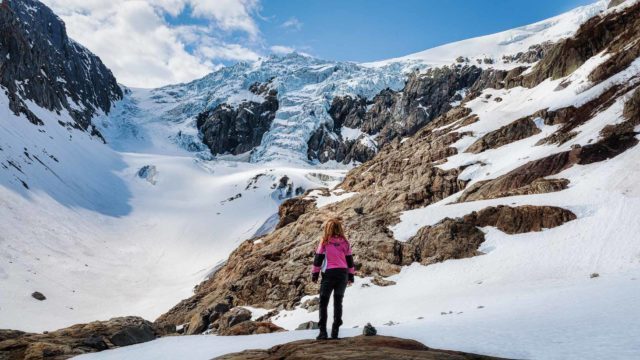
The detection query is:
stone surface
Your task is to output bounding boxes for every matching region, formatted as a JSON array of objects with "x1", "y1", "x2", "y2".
[
  {"x1": 295, "y1": 321, "x2": 319, "y2": 330},
  {"x1": 218, "y1": 321, "x2": 285, "y2": 336},
  {"x1": 465, "y1": 116, "x2": 541, "y2": 153},
  {"x1": 214, "y1": 335, "x2": 508, "y2": 360},
  {"x1": 0, "y1": 317, "x2": 158, "y2": 360},
  {"x1": 371, "y1": 276, "x2": 397, "y2": 287}
]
